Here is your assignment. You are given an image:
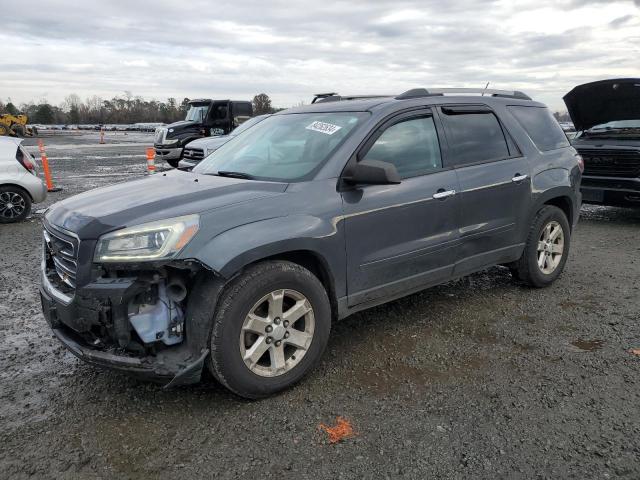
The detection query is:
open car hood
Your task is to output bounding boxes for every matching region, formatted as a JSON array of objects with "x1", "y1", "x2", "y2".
[{"x1": 563, "y1": 78, "x2": 640, "y2": 132}]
